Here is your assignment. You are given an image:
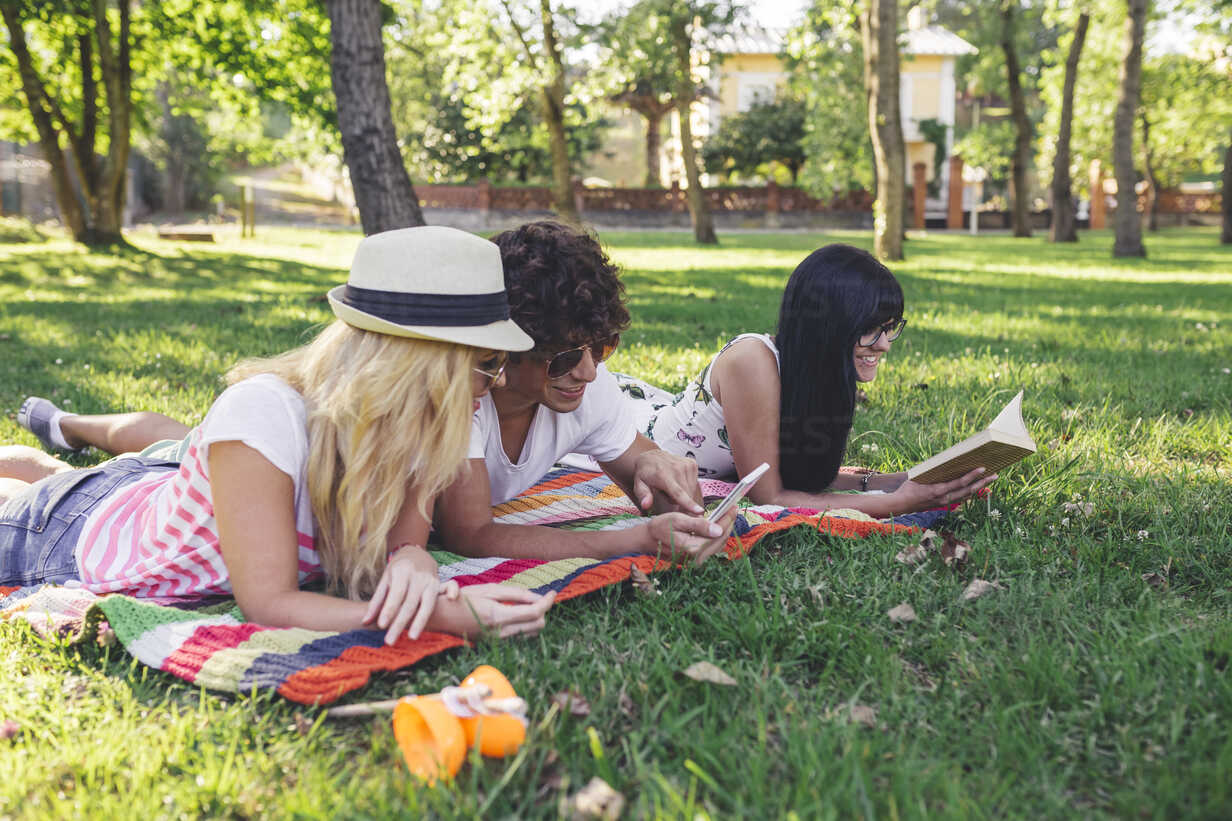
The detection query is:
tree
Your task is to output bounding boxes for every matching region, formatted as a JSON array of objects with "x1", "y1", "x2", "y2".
[
  {"x1": 327, "y1": 0, "x2": 425, "y2": 233},
  {"x1": 862, "y1": 0, "x2": 905, "y2": 261},
  {"x1": 601, "y1": 2, "x2": 680, "y2": 187},
  {"x1": 665, "y1": 0, "x2": 735, "y2": 245},
  {"x1": 702, "y1": 94, "x2": 807, "y2": 182},
  {"x1": 1223, "y1": 136, "x2": 1231, "y2": 244},
  {"x1": 1, "y1": 0, "x2": 135, "y2": 245},
  {"x1": 1112, "y1": 0, "x2": 1148, "y2": 257},
  {"x1": 1000, "y1": 0, "x2": 1034, "y2": 237},
  {"x1": 1137, "y1": 50, "x2": 1232, "y2": 231},
  {"x1": 498, "y1": 0, "x2": 579, "y2": 223},
  {"x1": 785, "y1": 2, "x2": 872, "y2": 197},
  {"x1": 1048, "y1": 9, "x2": 1089, "y2": 242}
]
